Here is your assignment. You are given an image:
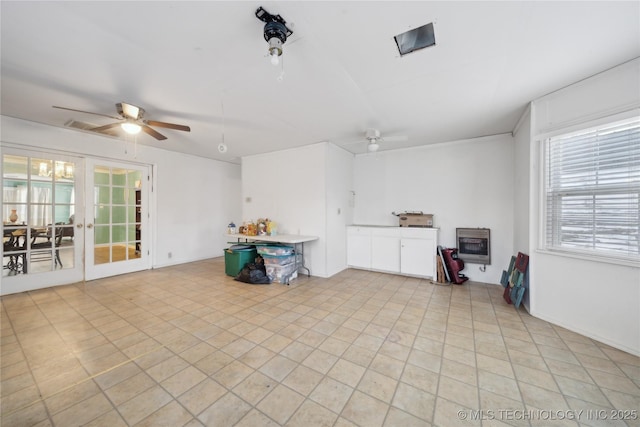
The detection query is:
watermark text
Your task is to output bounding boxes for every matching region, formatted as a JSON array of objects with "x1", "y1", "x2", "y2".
[{"x1": 457, "y1": 409, "x2": 638, "y2": 422}]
